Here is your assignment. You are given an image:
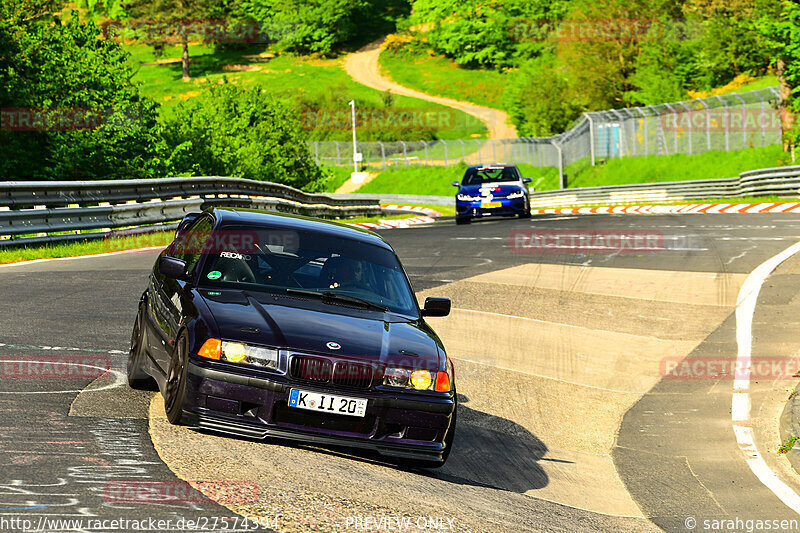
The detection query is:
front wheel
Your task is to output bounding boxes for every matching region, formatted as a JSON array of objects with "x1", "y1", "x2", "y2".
[
  {"x1": 519, "y1": 198, "x2": 531, "y2": 218},
  {"x1": 164, "y1": 332, "x2": 190, "y2": 425},
  {"x1": 127, "y1": 306, "x2": 153, "y2": 389}
]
